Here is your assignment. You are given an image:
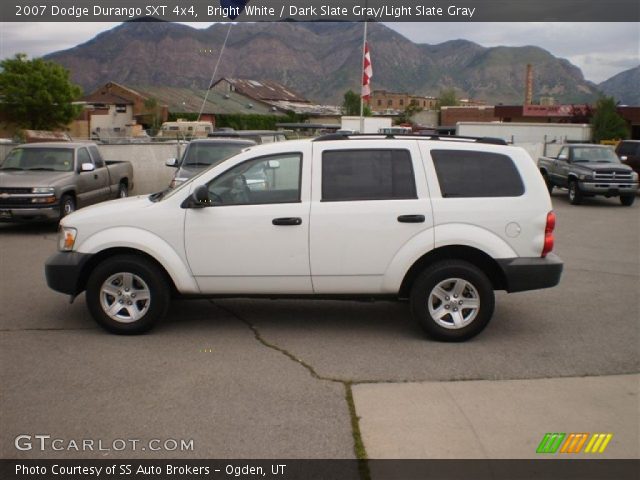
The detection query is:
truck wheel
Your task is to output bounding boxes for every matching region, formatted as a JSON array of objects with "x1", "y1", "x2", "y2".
[
  {"x1": 85, "y1": 255, "x2": 170, "y2": 334},
  {"x1": 59, "y1": 194, "x2": 76, "y2": 219},
  {"x1": 410, "y1": 260, "x2": 495, "y2": 342},
  {"x1": 568, "y1": 180, "x2": 583, "y2": 205},
  {"x1": 542, "y1": 173, "x2": 554, "y2": 194},
  {"x1": 118, "y1": 182, "x2": 128, "y2": 198},
  {"x1": 620, "y1": 195, "x2": 635, "y2": 206}
]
